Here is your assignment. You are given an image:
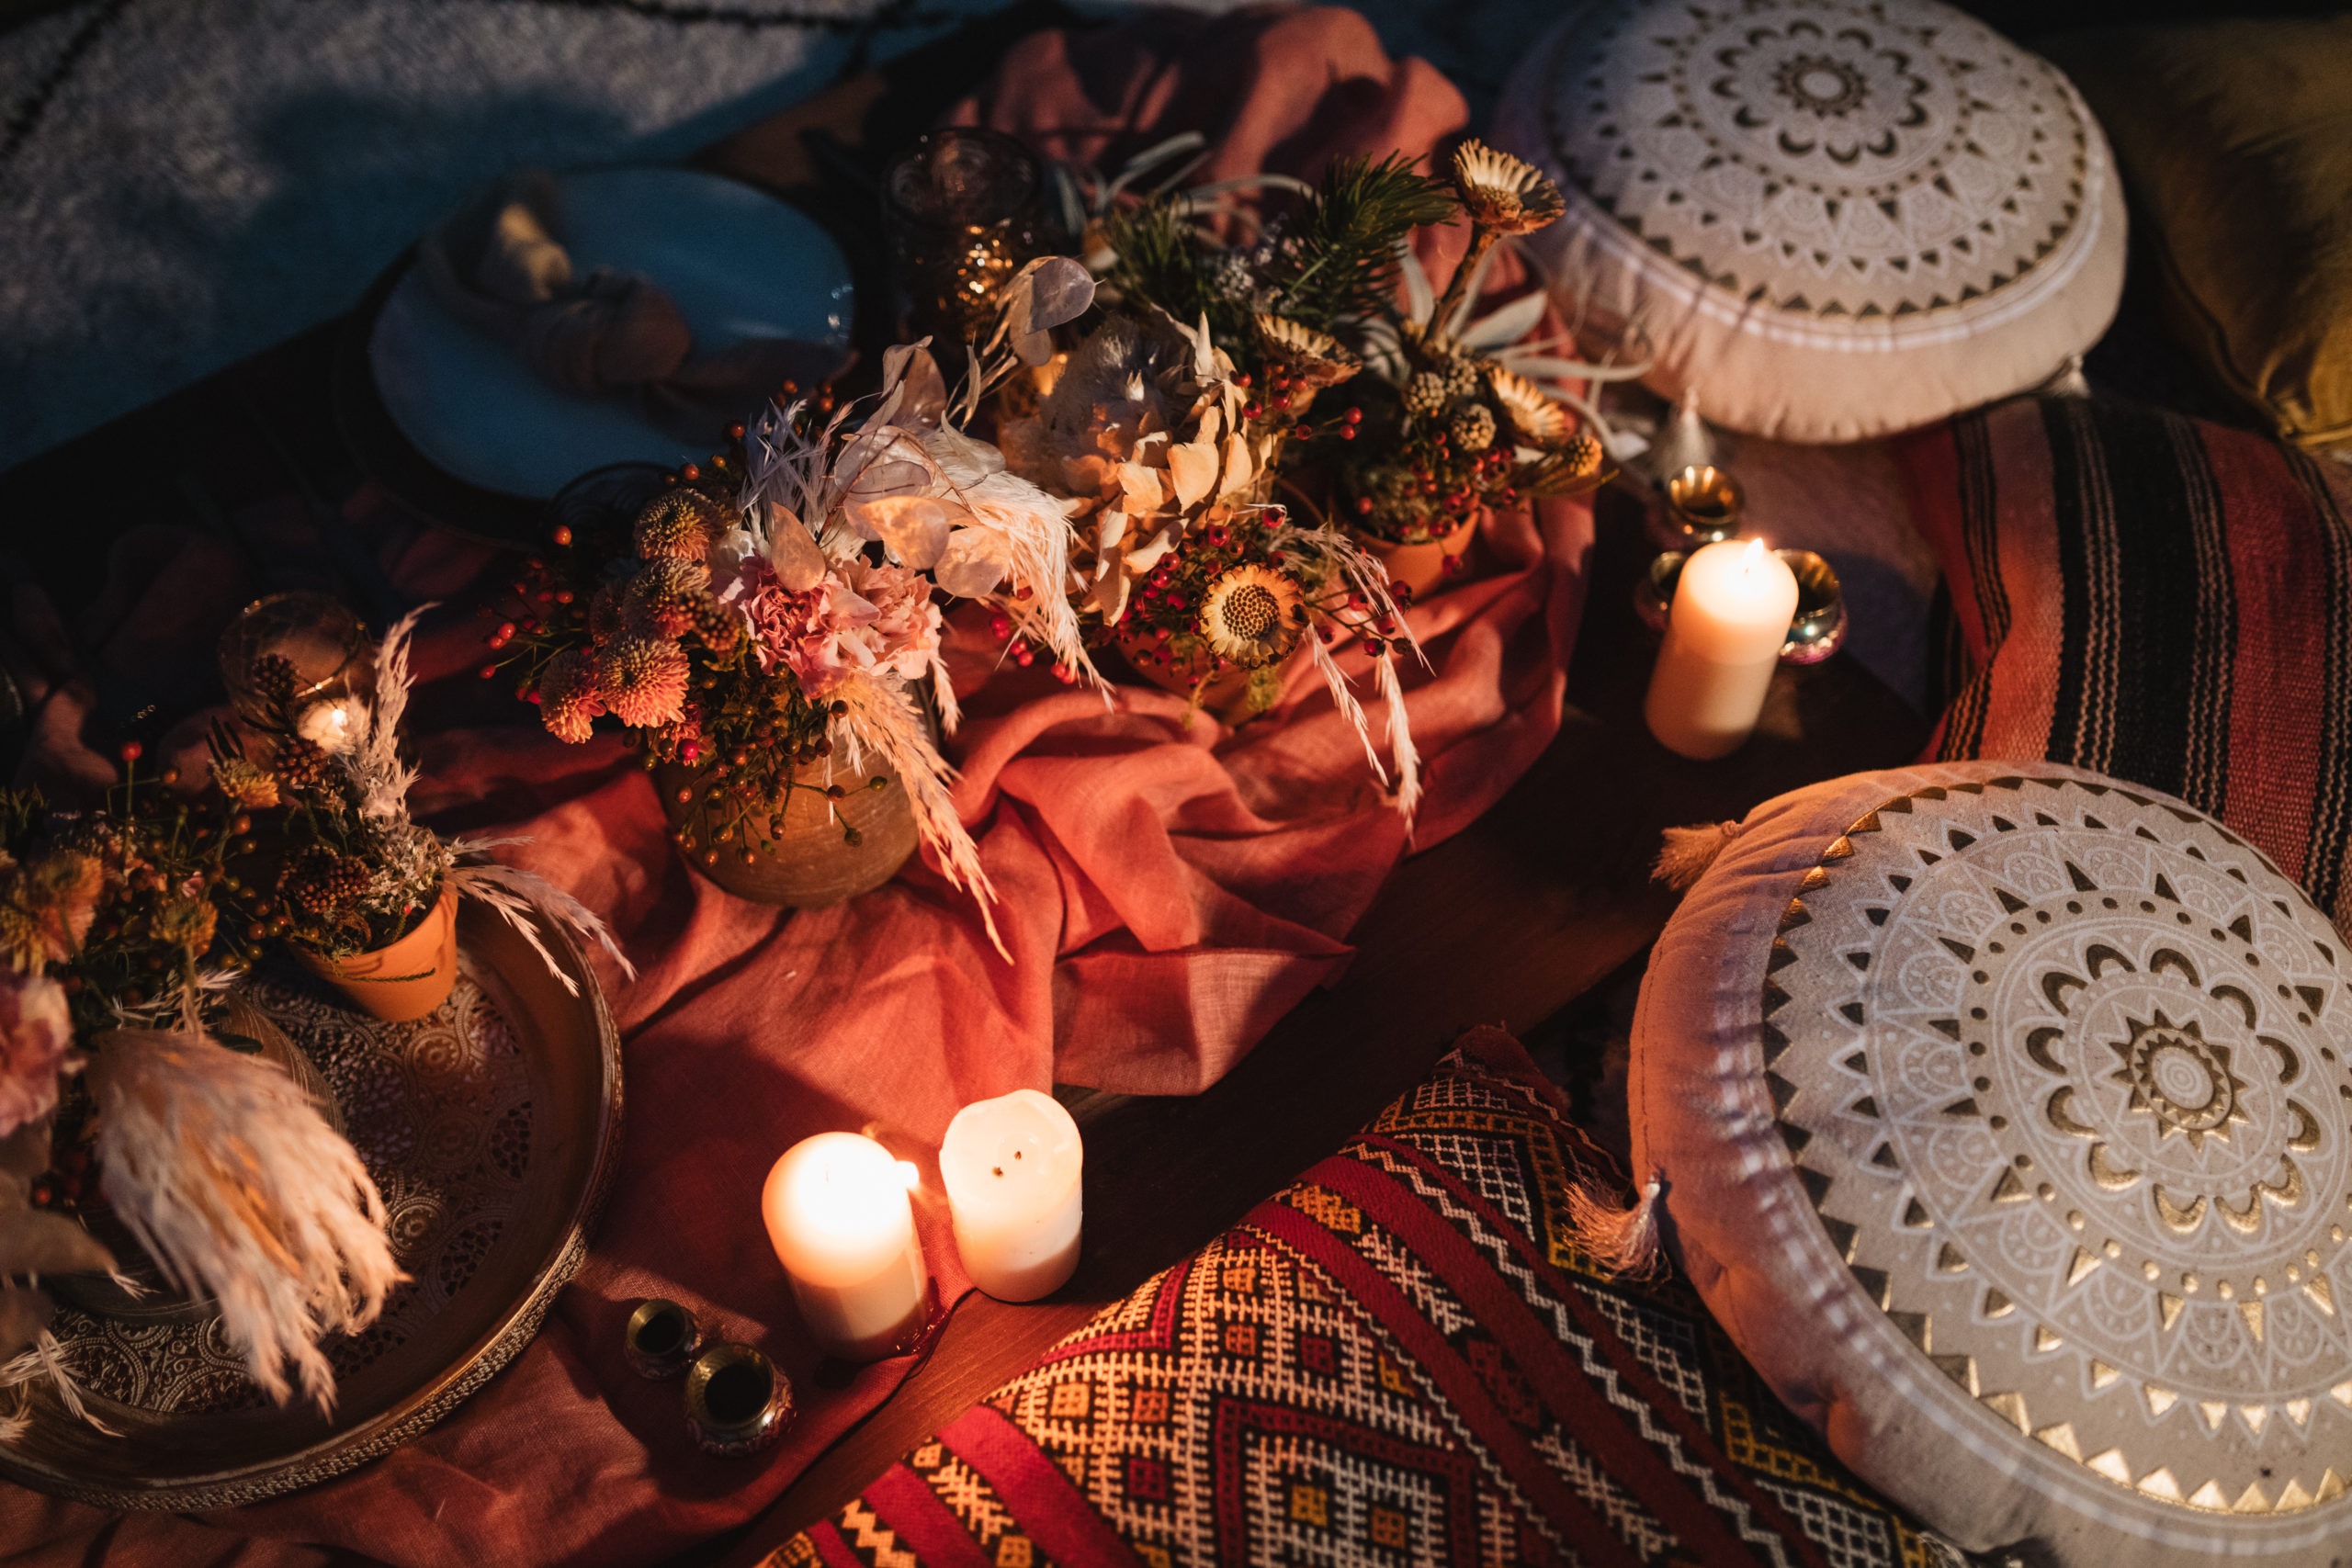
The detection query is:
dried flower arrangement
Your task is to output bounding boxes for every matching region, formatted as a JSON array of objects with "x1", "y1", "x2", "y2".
[
  {"x1": 491, "y1": 311, "x2": 1099, "y2": 944},
  {"x1": 964, "y1": 158, "x2": 1497, "y2": 810},
  {"x1": 1332, "y1": 141, "x2": 1609, "y2": 553},
  {"x1": 220, "y1": 610, "x2": 621, "y2": 987},
  {"x1": 0, "y1": 609, "x2": 628, "y2": 1435}
]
